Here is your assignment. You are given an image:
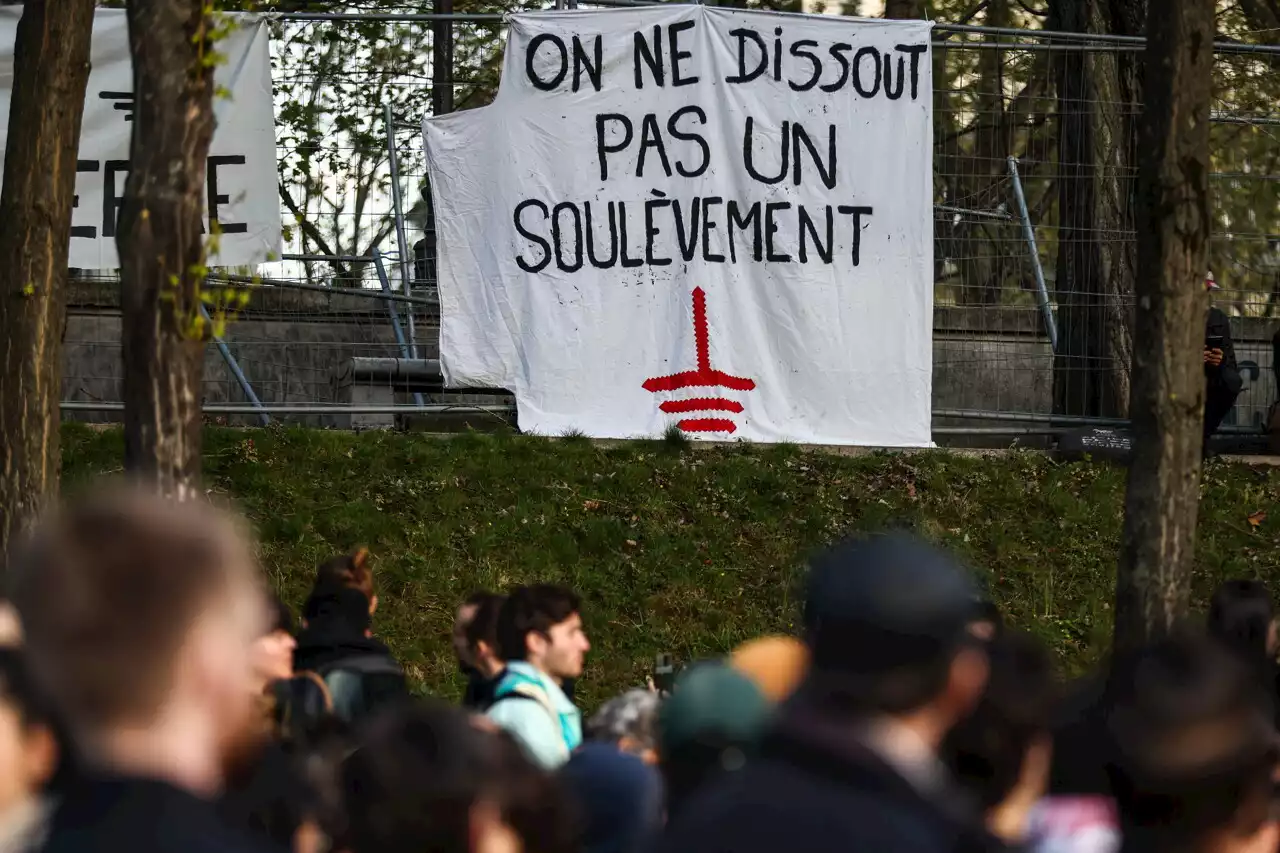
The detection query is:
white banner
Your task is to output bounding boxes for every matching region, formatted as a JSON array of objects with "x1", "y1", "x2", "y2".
[
  {"x1": 425, "y1": 7, "x2": 933, "y2": 446},
  {"x1": 0, "y1": 9, "x2": 282, "y2": 269}
]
